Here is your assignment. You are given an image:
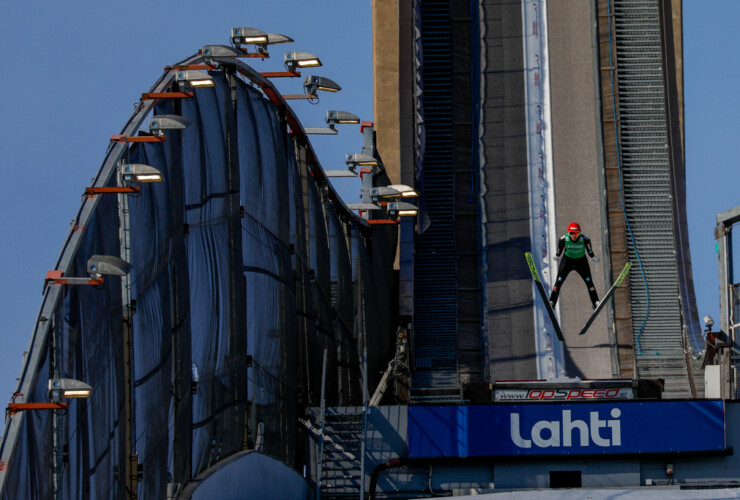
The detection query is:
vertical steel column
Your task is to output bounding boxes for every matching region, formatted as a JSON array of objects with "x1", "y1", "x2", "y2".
[
  {"x1": 168, "y1": 93, "x2": 193, "y2": 492},
  {"x1": 223, "y1": 68, "x2": 250, "y2": 460},
  {"x1": 716, "y1": 206, "x2": 740, "y2": 398},
  {"x1": 361, "y1": 347, "x2": 368, "y2": 500},
  {"x1": 118, "y1": 162, "x2": 138, "y2": 500},
  {"x1": 316, "y1": 349, "x2": 328, "y2": 500},
  {"x1": 52, "y1": 317, "x2": 63, "y2": 500}
]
